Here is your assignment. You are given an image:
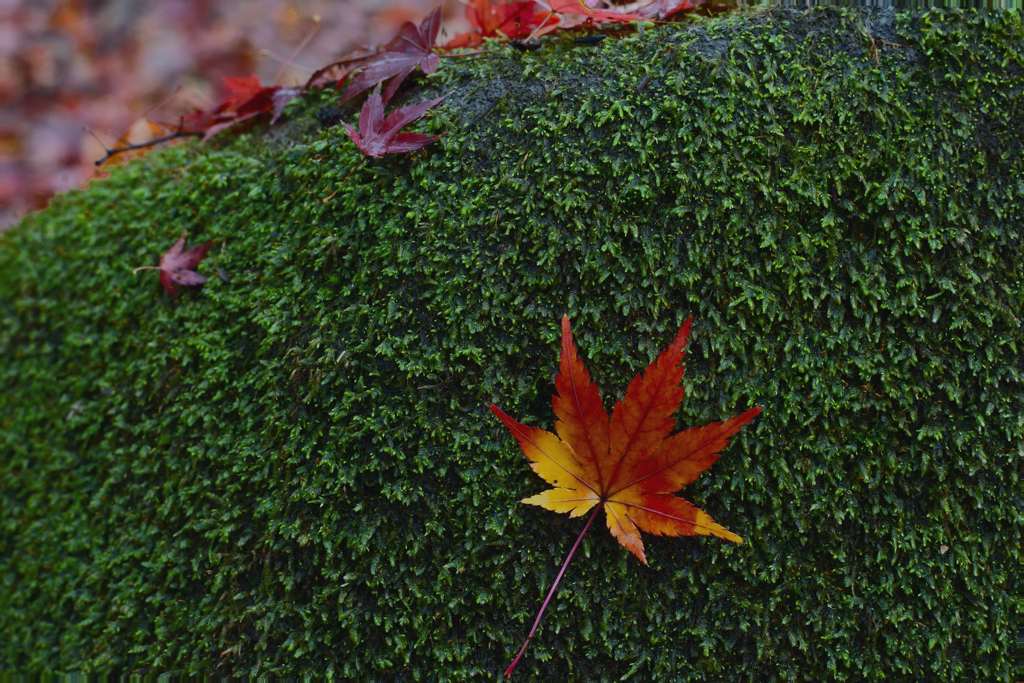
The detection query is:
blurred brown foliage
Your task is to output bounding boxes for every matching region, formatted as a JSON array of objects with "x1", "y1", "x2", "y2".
[{"x1": 1, "y1": 0, "x2": 465, "y2": 229}]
